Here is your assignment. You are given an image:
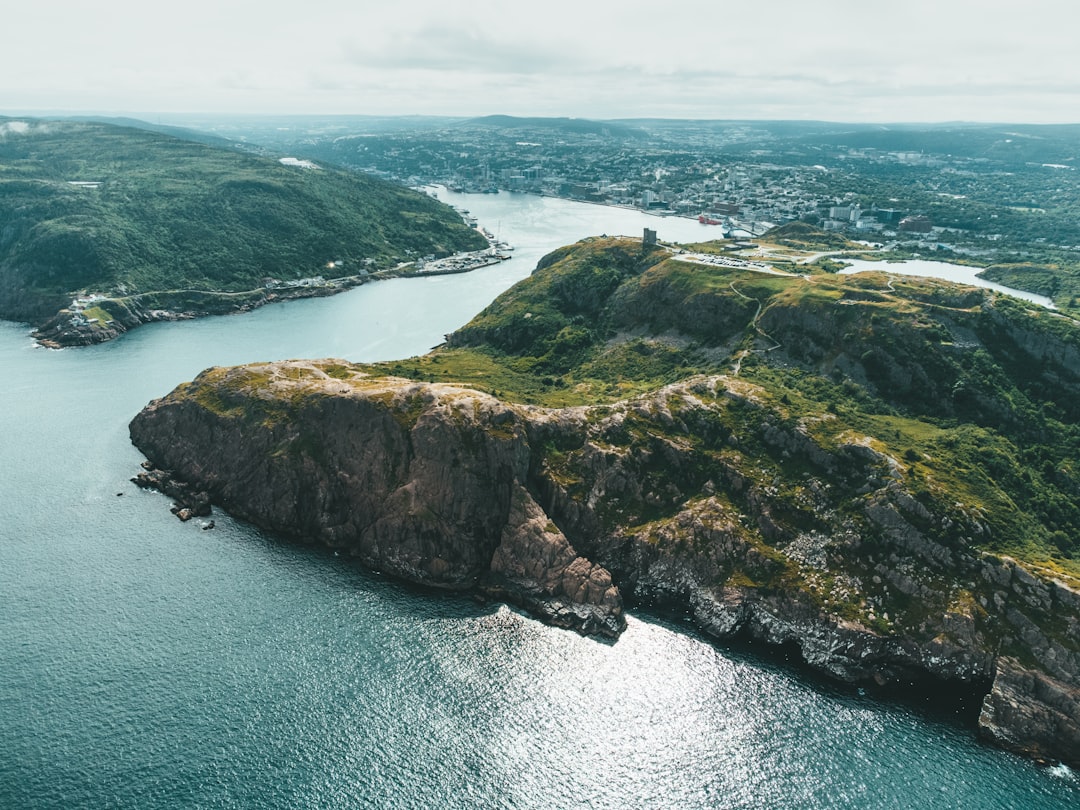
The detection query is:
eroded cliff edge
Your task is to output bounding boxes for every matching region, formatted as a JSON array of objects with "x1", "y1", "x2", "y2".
[
  {"x1": 129, "y1": 363, "x2": 623, "y2": 638},
  {"x1": 131, "y1": 236, "x2": 1080, "y2": 768},
  {"x1": 130, "y1": 359, "x2": 1080, "y2": 768}
]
